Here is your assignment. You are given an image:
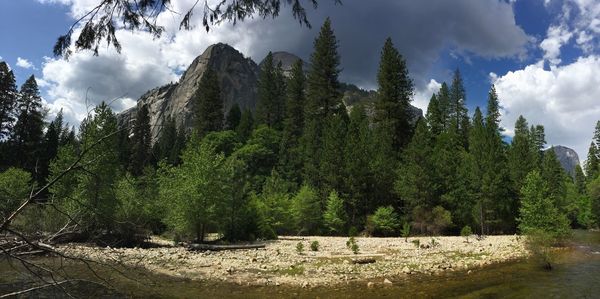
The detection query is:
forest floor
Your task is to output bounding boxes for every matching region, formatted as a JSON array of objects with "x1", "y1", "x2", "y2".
[{"x1": 57, "y1": 235, "x2": 528, "y2": 288}]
